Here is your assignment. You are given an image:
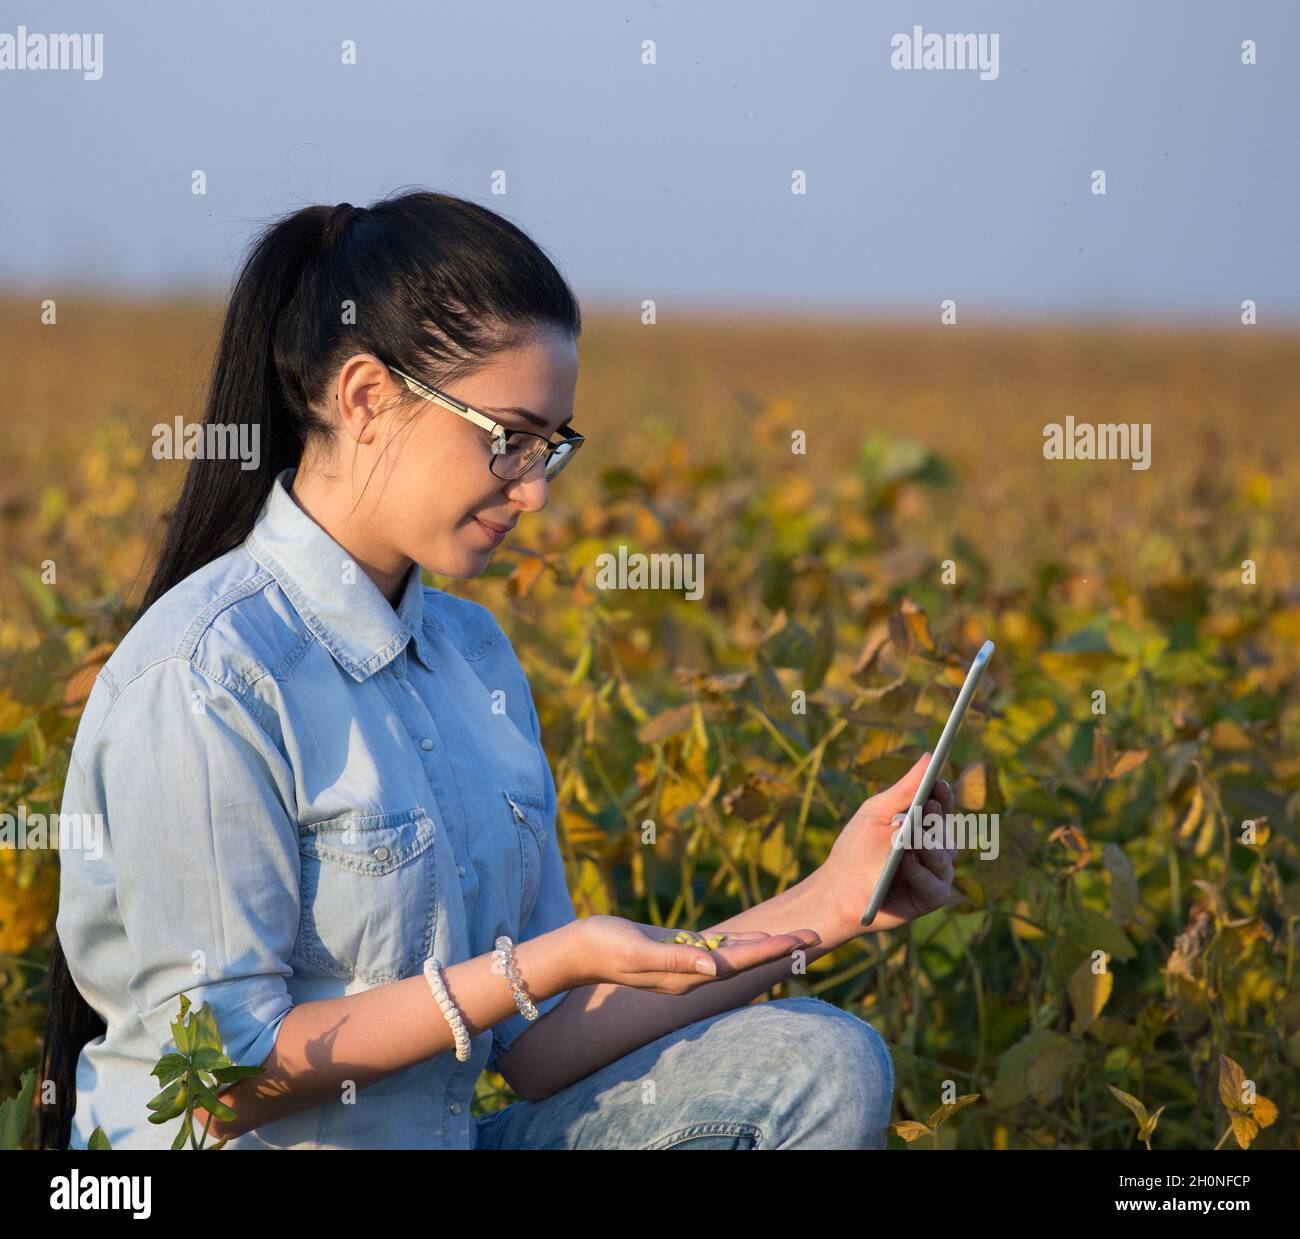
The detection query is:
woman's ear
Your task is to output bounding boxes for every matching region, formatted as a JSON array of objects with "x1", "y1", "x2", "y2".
[{"x1": 334, "y1": 355, "x2": 398, "y2": 443}]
